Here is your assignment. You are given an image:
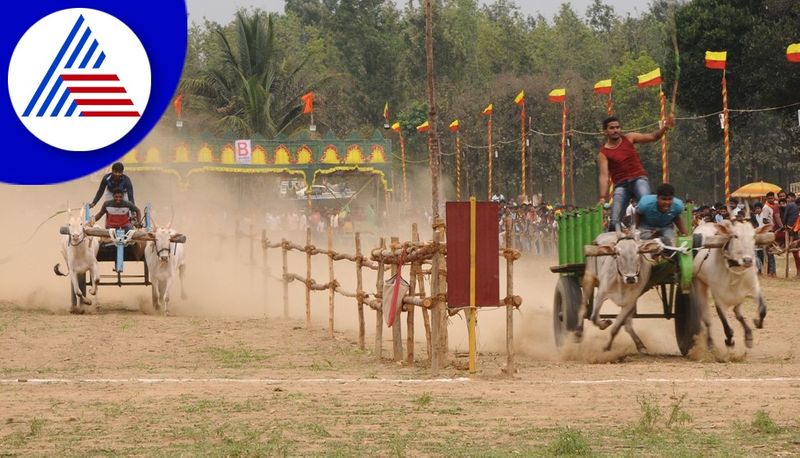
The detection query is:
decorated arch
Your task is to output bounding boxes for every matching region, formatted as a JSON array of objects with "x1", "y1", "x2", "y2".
[{"x1": 121, "y1": 130, "x2": 394, "y2": 192}]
